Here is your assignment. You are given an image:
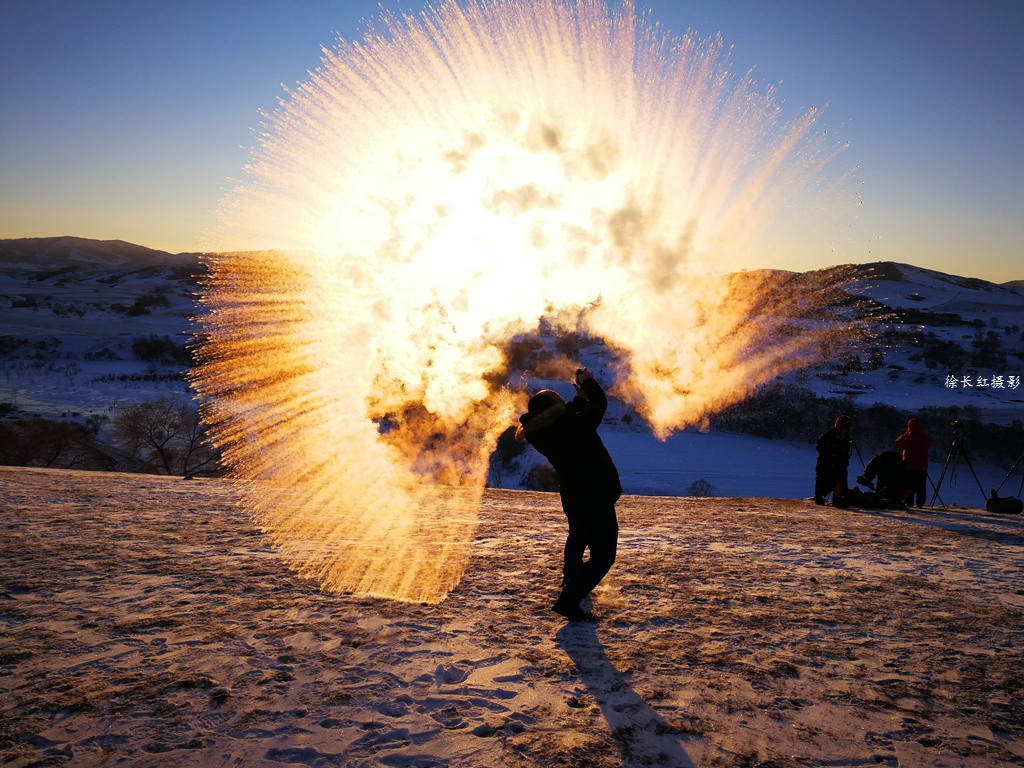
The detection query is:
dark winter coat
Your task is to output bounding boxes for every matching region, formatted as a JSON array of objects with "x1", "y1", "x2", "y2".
[
  {"x1": 862, "y1": 451, "x2": 910, "y2": 496},
  {"x1": 895, "y1": 418, "x2": 932, "y2": 472},
  {"x1": 815, "y1": 426, "x2": 851, "y2": 473},
  {"x1": 515, "y1": 378, "x2": 622, "y2": 505}
]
